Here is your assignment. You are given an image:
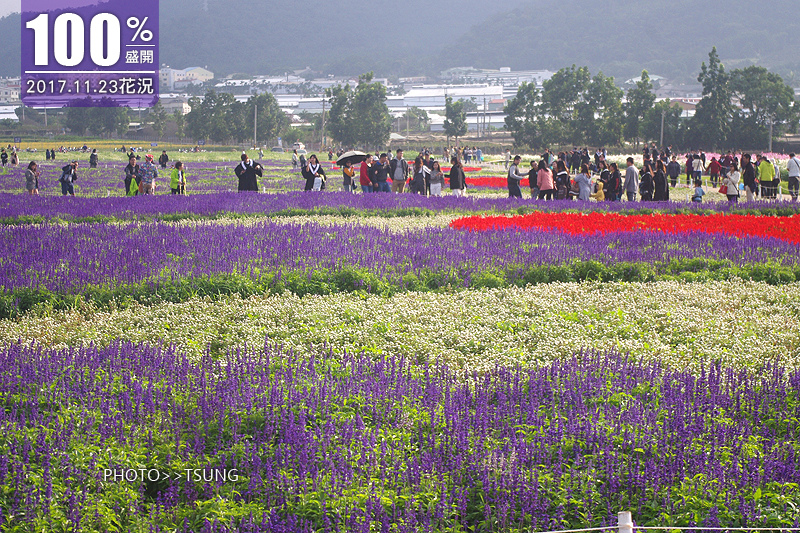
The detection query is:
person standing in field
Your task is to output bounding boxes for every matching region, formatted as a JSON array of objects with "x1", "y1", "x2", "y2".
[
  {"x1": 235, "y1": 153, "x2": 262, "y2": 192},
  {"x1": 707, "y1": 157, "x2": 722, "y2": 187},
  {"x1": 159, "y1": 150, "x2": 169, "y2": 169},
  {"x1": 302, "y1": 154, "x2": 327, "y2": 191},
  {"x1": 89, "y1": 149, "x2": 98, "y2": 168},
  {"x1": 60, "y1": 161, "x2": 78, "y2": 196},
  {"x1": 667, "y1": 155, "x2": 681, "y2": 188},
  {"x1": 390, "y1": 149, "x2": 409, "y2": 193},
  {"x1": 624, "y1": 157, "x2": 639, "y2": 202},
  {"x1": 448, "y1": 157, "x2": 467, "y2": 197},
  {"x1": 722, "y1": 161, "x2": 741, "y2": 203},
  {"x1": 607, "y1": 162, "x2": 622, "y2": 201},
  {"x1": 741, "y1": 154, "x2": 757, "y2": 202},
  {"x1": 409, "y1": 157, "x2": 428, "y2": 195},
  {"x1": 757, "y1": 154, "x2": 776, "y2": 198},
  {"x1": 170, "y1": 161, "x2": 186, "y2": 195},
  {"x1": 292, "y1": 149, "x2": 298, "y2": 171},
  {"x1": 342, "y1": 160, "x2": 357, "y2": 192},
  {"x1": 25, "y1": 161, "x2": 40, "y2": 195},
  {"x1": 787, "y1": 152, "x2": 800, "y2": 202},
  {"x1": 653, "y1": 160, "x2": 669, "y2": 201},
  {"x1": 139, "y1": 154, "x2": 158, "y2": 195},
  {"x1": 536, "y1": 159, "x2": 555, "y2": 201},
  {"x1": 526, "y1": 160, "x2": 539, "y2": 199},
  {"x1": 429, "y1": 161, "x2": 445, "y2": 197},
  {"x1": 507, "y1": 155, "x2": 526, "y2": 199},
  {"x1": 359, "y1": 156, "x2": 373, "y2": 193},
  {"x1": 692, "y1": 154, "x2": 705, "y2": 184},
  {"x1": 124, "y1": 155, "x2": 140, "y2": 196},
  {"x1": 639, "y1": 163, "x2": 654, "y2": 201},
  {"x1": 504, "y1": 149, "x2": 511, "y2": 169},
  {"x1": 574, "y1": 163, "x2": 592, "y2": 201}
]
